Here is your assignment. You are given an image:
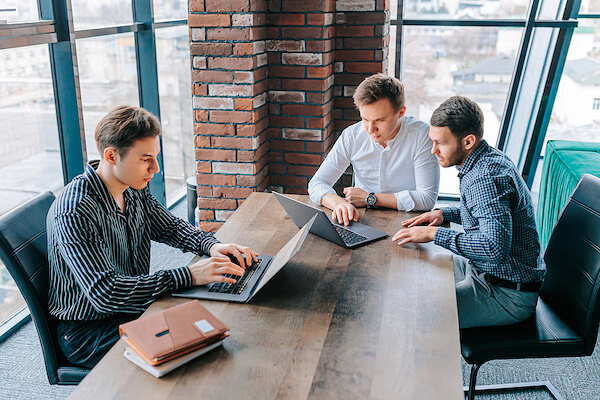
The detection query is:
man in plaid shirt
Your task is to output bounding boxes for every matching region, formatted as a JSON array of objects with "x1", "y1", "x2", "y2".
[{"x1": 392, "y1": 96, "x2": 546, "y2": 328}]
